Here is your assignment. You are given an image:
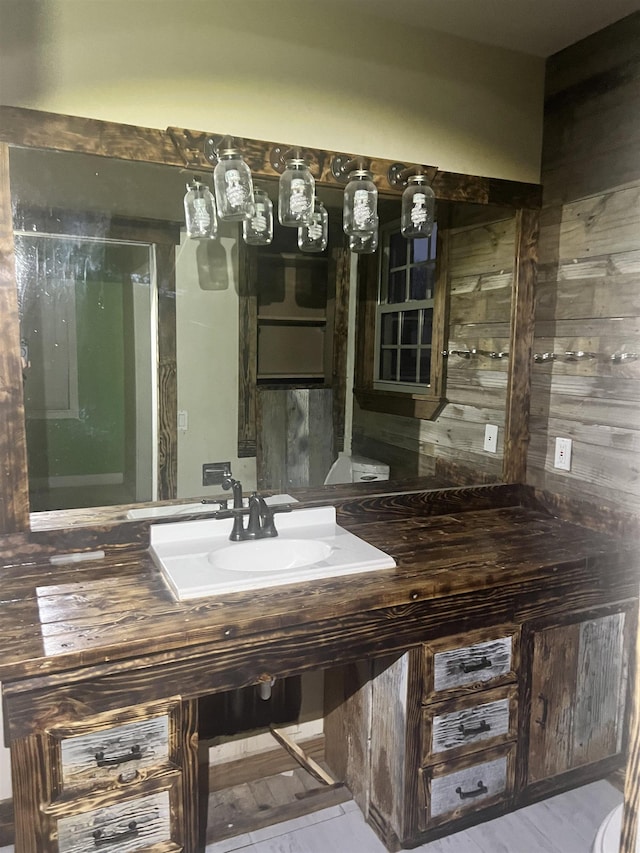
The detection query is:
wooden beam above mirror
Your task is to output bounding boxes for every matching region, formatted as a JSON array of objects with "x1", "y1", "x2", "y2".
[{"x1": 0, "y1": 106, "x2": 542, "y2": 209}]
